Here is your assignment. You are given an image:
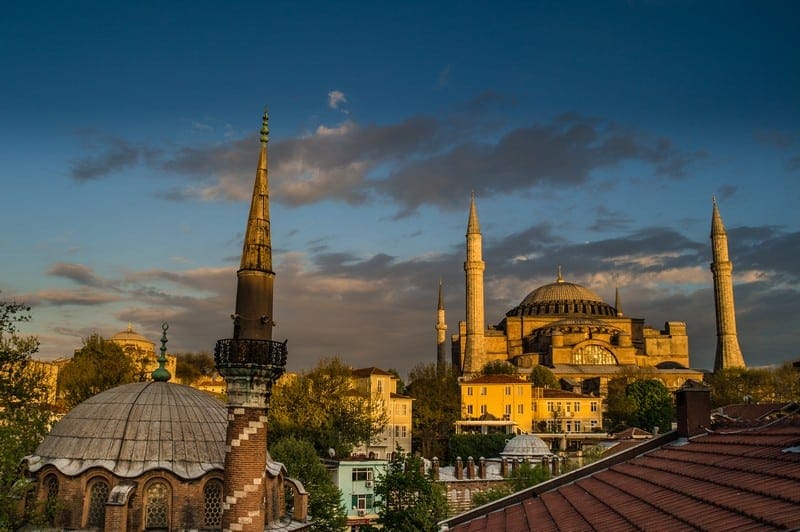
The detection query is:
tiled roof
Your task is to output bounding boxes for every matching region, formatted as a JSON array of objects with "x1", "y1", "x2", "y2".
[
  {"x1": 718, "y1": 402, "x2": 797, "y2": 421},
  {"x1": 351, "y1": 367, "x2": 393, "y2": 378},
  {"x1": 441, "y1": 416, "x2": 800, "y2": 531},
  {"x1": 463, "y1": 374, "x2": 528, "y2": 384}
]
